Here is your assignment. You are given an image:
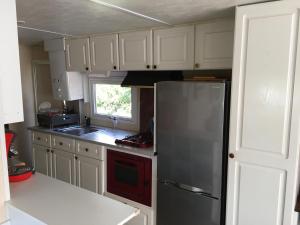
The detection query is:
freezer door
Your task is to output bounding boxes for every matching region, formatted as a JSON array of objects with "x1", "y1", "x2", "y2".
[
  {"x1": 157, "y1": 181, "x2": 221, "y2": 225},
  {"x1": 156, "y1": 81, "x2": 226, "y2": 198}
]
